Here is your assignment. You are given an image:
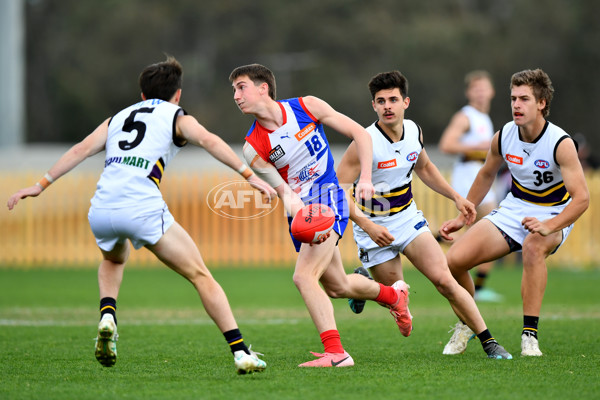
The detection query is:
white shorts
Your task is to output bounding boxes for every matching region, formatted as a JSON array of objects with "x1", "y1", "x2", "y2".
[
  {"x1": 88, "y1": 203, "x2": 175, "y2": 251},
  {"x1": 452, "y1": 161, "x2": 496, "y2": 206},
  {"x1": 353, "y1": 202, "x2": 430, "y2": 268},
  {"x1": 484, "y1": 194, "x2": 573, "y2": 253}
]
